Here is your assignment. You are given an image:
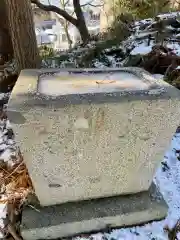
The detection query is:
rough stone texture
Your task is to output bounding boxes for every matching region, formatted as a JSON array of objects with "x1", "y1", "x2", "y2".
[
  {"x1": 21, "y1": 183, "x2": 168, "y2": 240},
  {"x1": 7, "y1": 67, "x2": 180, "y2": 206}
]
